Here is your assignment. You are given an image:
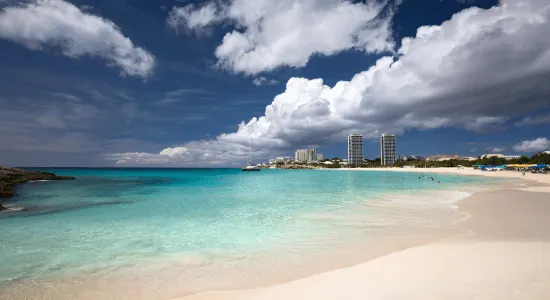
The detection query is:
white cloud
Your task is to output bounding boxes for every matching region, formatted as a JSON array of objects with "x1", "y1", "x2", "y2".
[
  {"x1": 513, "y1": 138, "x2": 550, "y2": 153},
  {"x1": 157, "y1": 88, "x2": 214, "y2": 105},
  {"x1": 167, "y1": 2, "x2": 225, "y2": 33},
  {"x1": 164, "y1": 88, "x2": 212, "y2": 97},
  {"x1": 463, "y1": 116, "x2": 508, "y2": 133},
  {"x1": 79, "y1": 4, "x2": 93, "y2": 11},
  {"x1": 0, "y1": 0, "x2": 155, "y2": 78},
  {"x1": 515, "y1": 114, "x2": 550, "y2": 126},
  {"x1": 106, "y1": 140, "x2": 269, "y2": 166},
  {"x1": 52, "y1": 92, "x2": 83, "y2": 102},
  {"x1": 168, "y1": 0, "x2": 397, "y2": 74},
  {"x1": 491, "y1": 147, "x2": 506, "y2": 153},
  {"x1": 252, "y1": 77, "x2": 280, "y2": 86},
  {"x1": 111, "y1": 0, "x2": 550, "y2": 166}
]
